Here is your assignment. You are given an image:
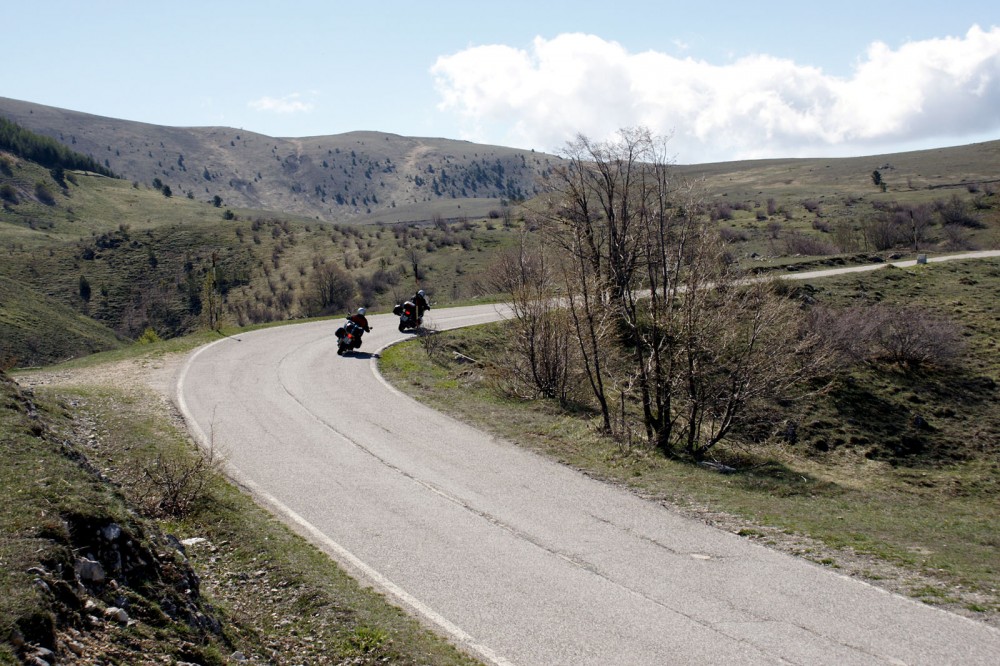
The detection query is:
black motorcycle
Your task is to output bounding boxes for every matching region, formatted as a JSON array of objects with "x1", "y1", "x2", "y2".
[
  {"x1": 393, "y1": 301, "x2": 422, "y2": 332},
  {"x1": 335, "y1": 319, "x2": 365, "y2": 355}
]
